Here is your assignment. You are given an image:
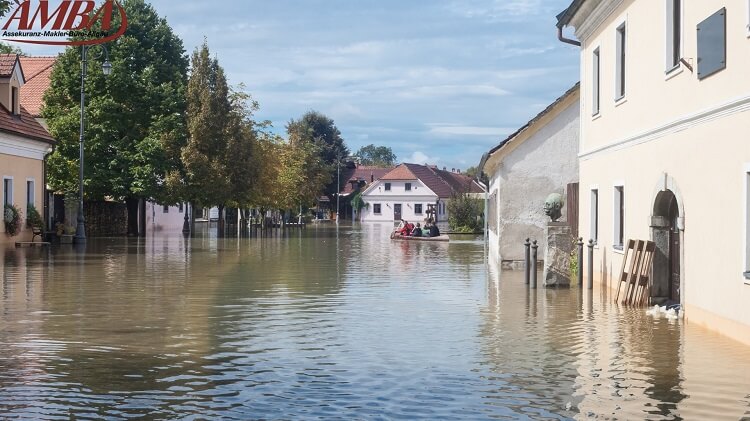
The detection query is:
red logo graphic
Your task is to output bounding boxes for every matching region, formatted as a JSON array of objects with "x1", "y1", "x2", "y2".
[{"x1": 2, "y1": 0, "x2": 128, "y2": 46}]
